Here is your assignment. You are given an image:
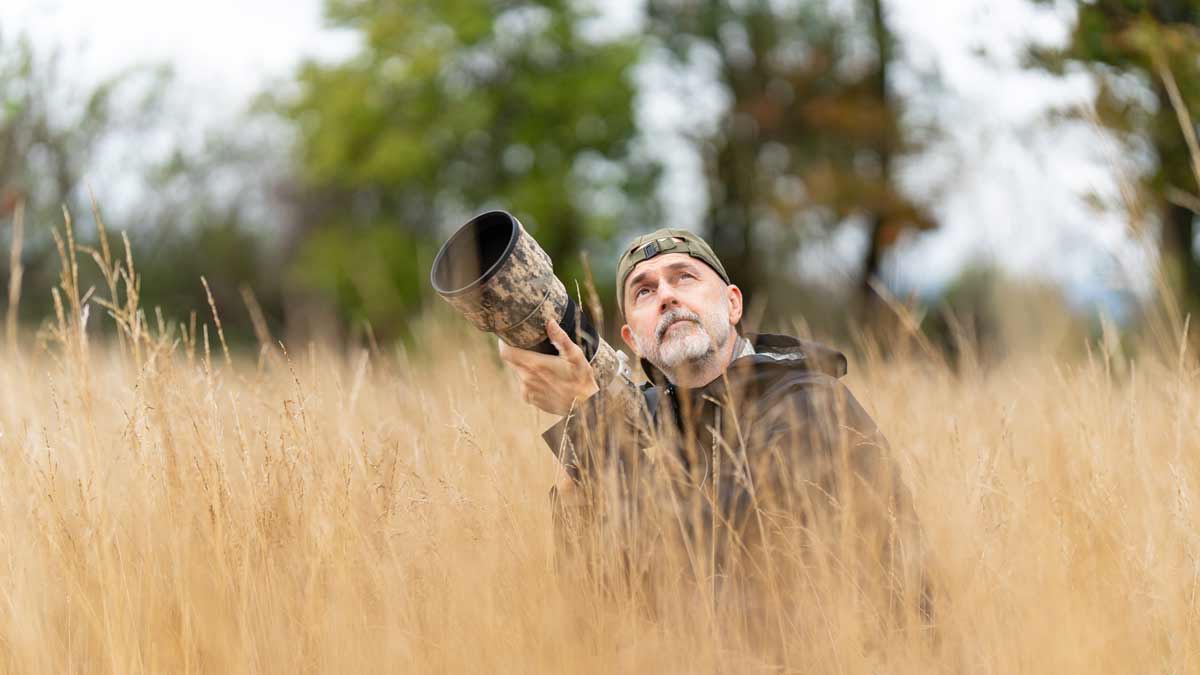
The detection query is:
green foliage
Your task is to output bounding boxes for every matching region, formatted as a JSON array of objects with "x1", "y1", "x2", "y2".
[
  {"x1": 128, "y1": 216, "x2": 283, "y2": 345},
  {"x1": 289, "y1": 224, "x2": 423, "y2": 335},
  {"x1": 279, "y1": 0, "x2": 658, "y2": 334}
]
